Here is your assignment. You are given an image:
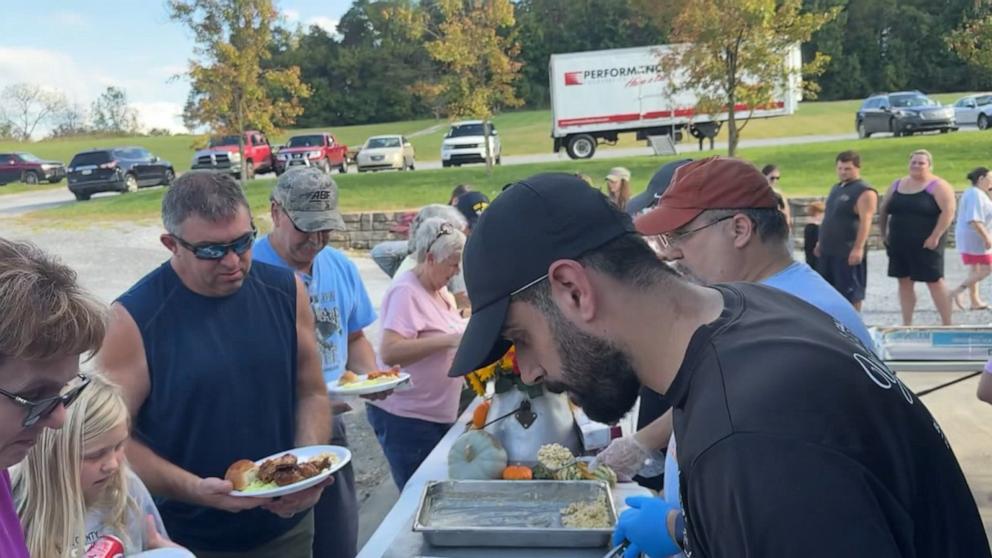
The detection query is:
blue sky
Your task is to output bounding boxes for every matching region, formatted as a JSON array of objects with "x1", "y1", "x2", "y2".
[{"x1": 0, "y1": 0, "x2": 352, "y2": 134}]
